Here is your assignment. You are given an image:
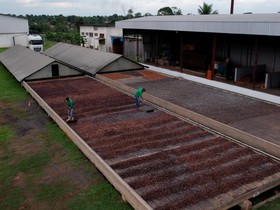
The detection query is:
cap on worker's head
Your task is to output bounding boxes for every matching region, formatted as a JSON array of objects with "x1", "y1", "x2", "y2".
[
  {"x1": 142, "y1": 88, "x2": 146, "y2": 92},
  {"x1": 66, "y1": 97, "x2": 69, "y2": 100}
]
